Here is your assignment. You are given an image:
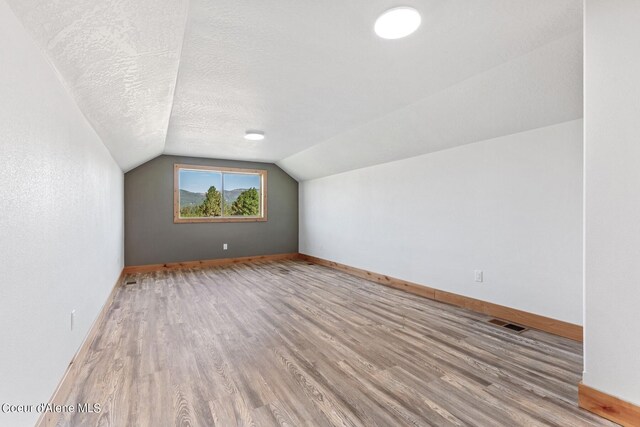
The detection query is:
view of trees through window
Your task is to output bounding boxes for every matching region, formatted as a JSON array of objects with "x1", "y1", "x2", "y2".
[{"x1": 177, "y1": 166, "x2": 264, "y2": 220}]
